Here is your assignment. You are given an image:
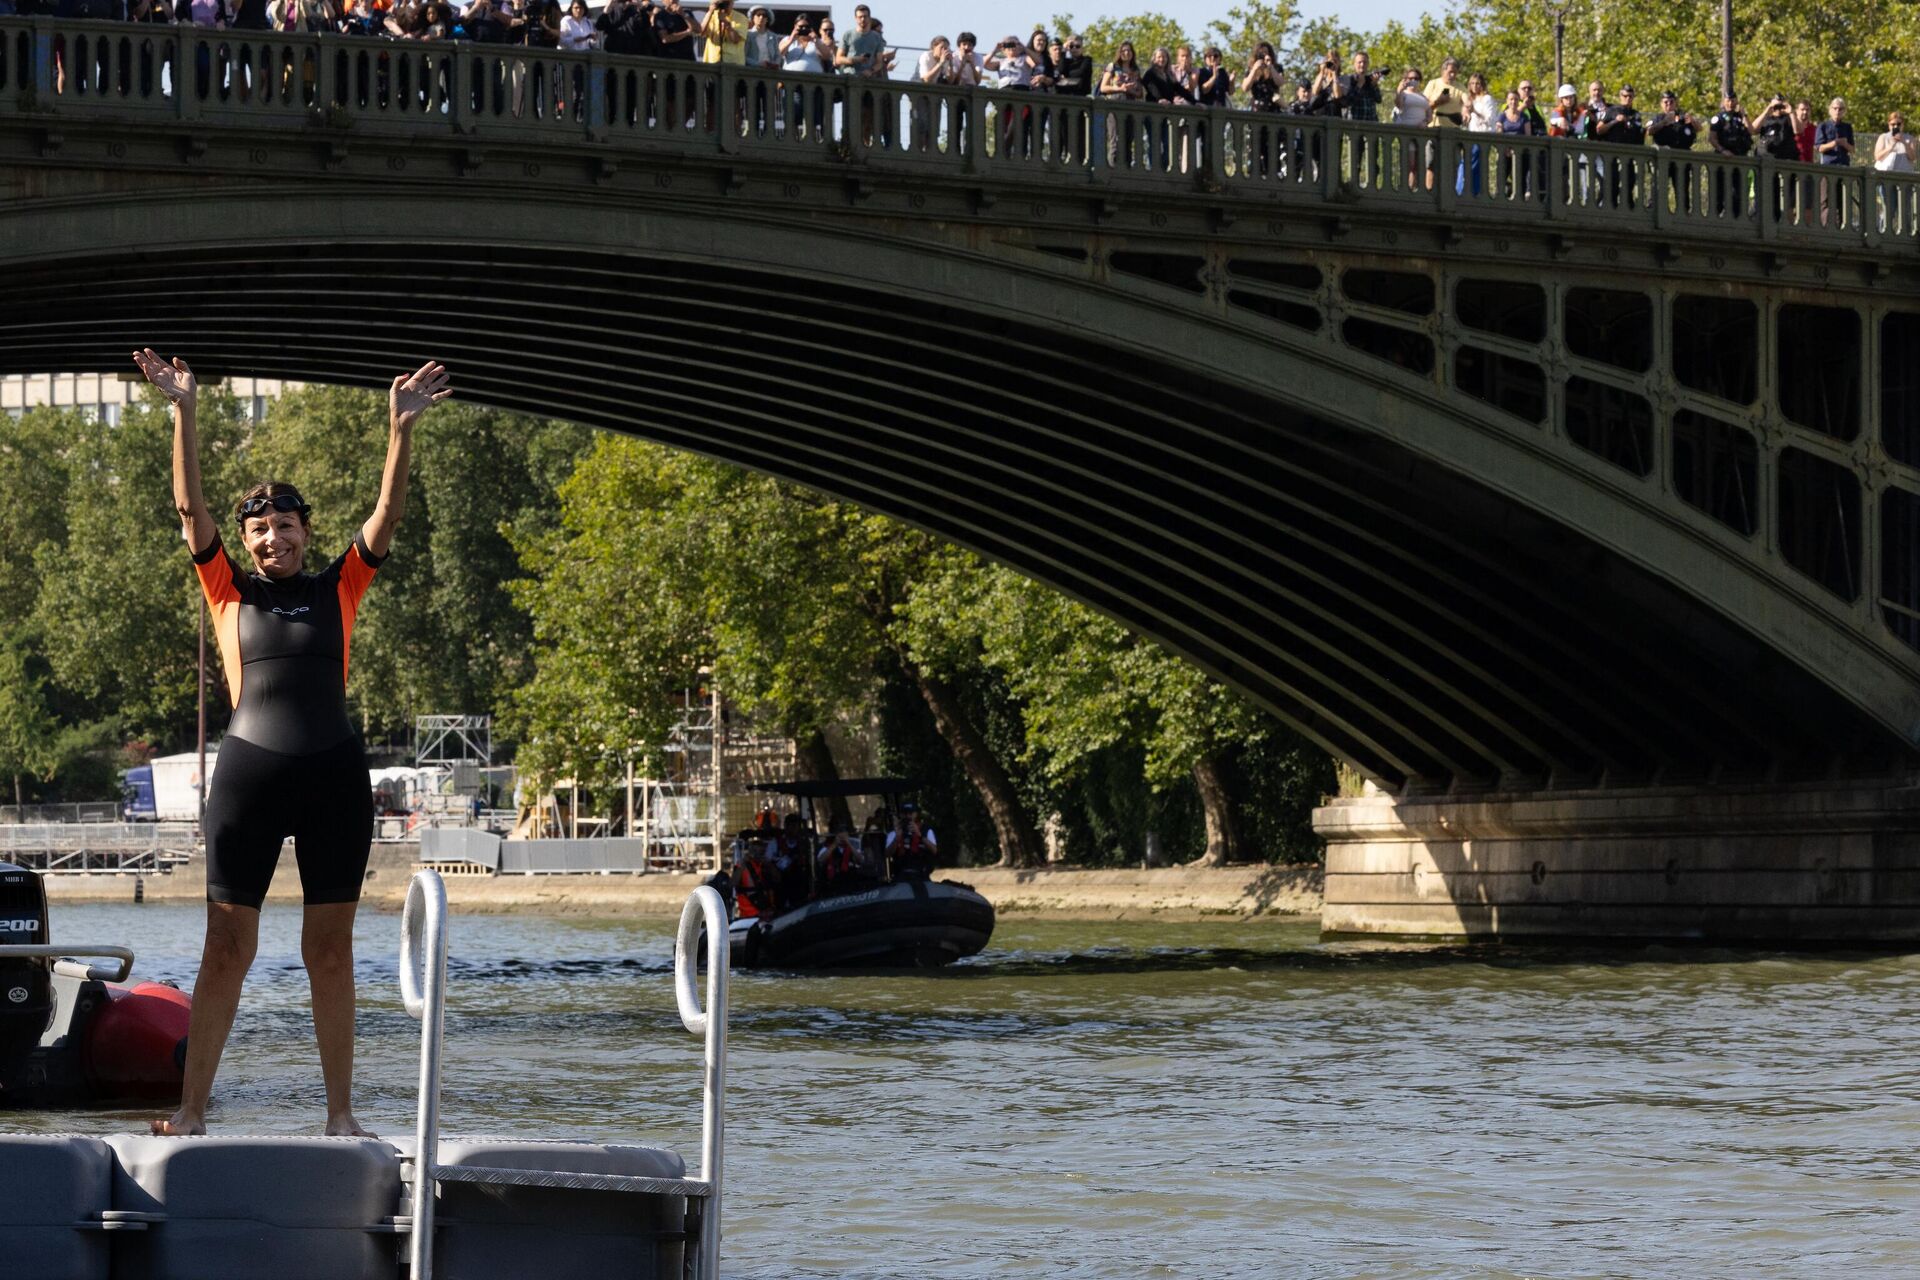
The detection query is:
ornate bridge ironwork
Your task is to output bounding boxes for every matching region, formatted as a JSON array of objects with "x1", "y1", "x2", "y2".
[{"x1": 6, "y1": 18, "x2": 1920, "y2": 797}]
